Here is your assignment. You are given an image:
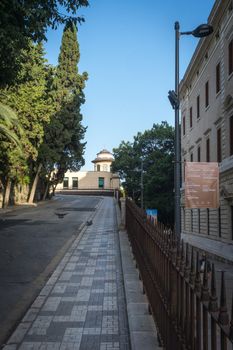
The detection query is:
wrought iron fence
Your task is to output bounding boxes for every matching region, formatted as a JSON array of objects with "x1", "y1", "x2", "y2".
[{"x1": 126, "y1": 198, "x2": 233, "y2": 350}]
